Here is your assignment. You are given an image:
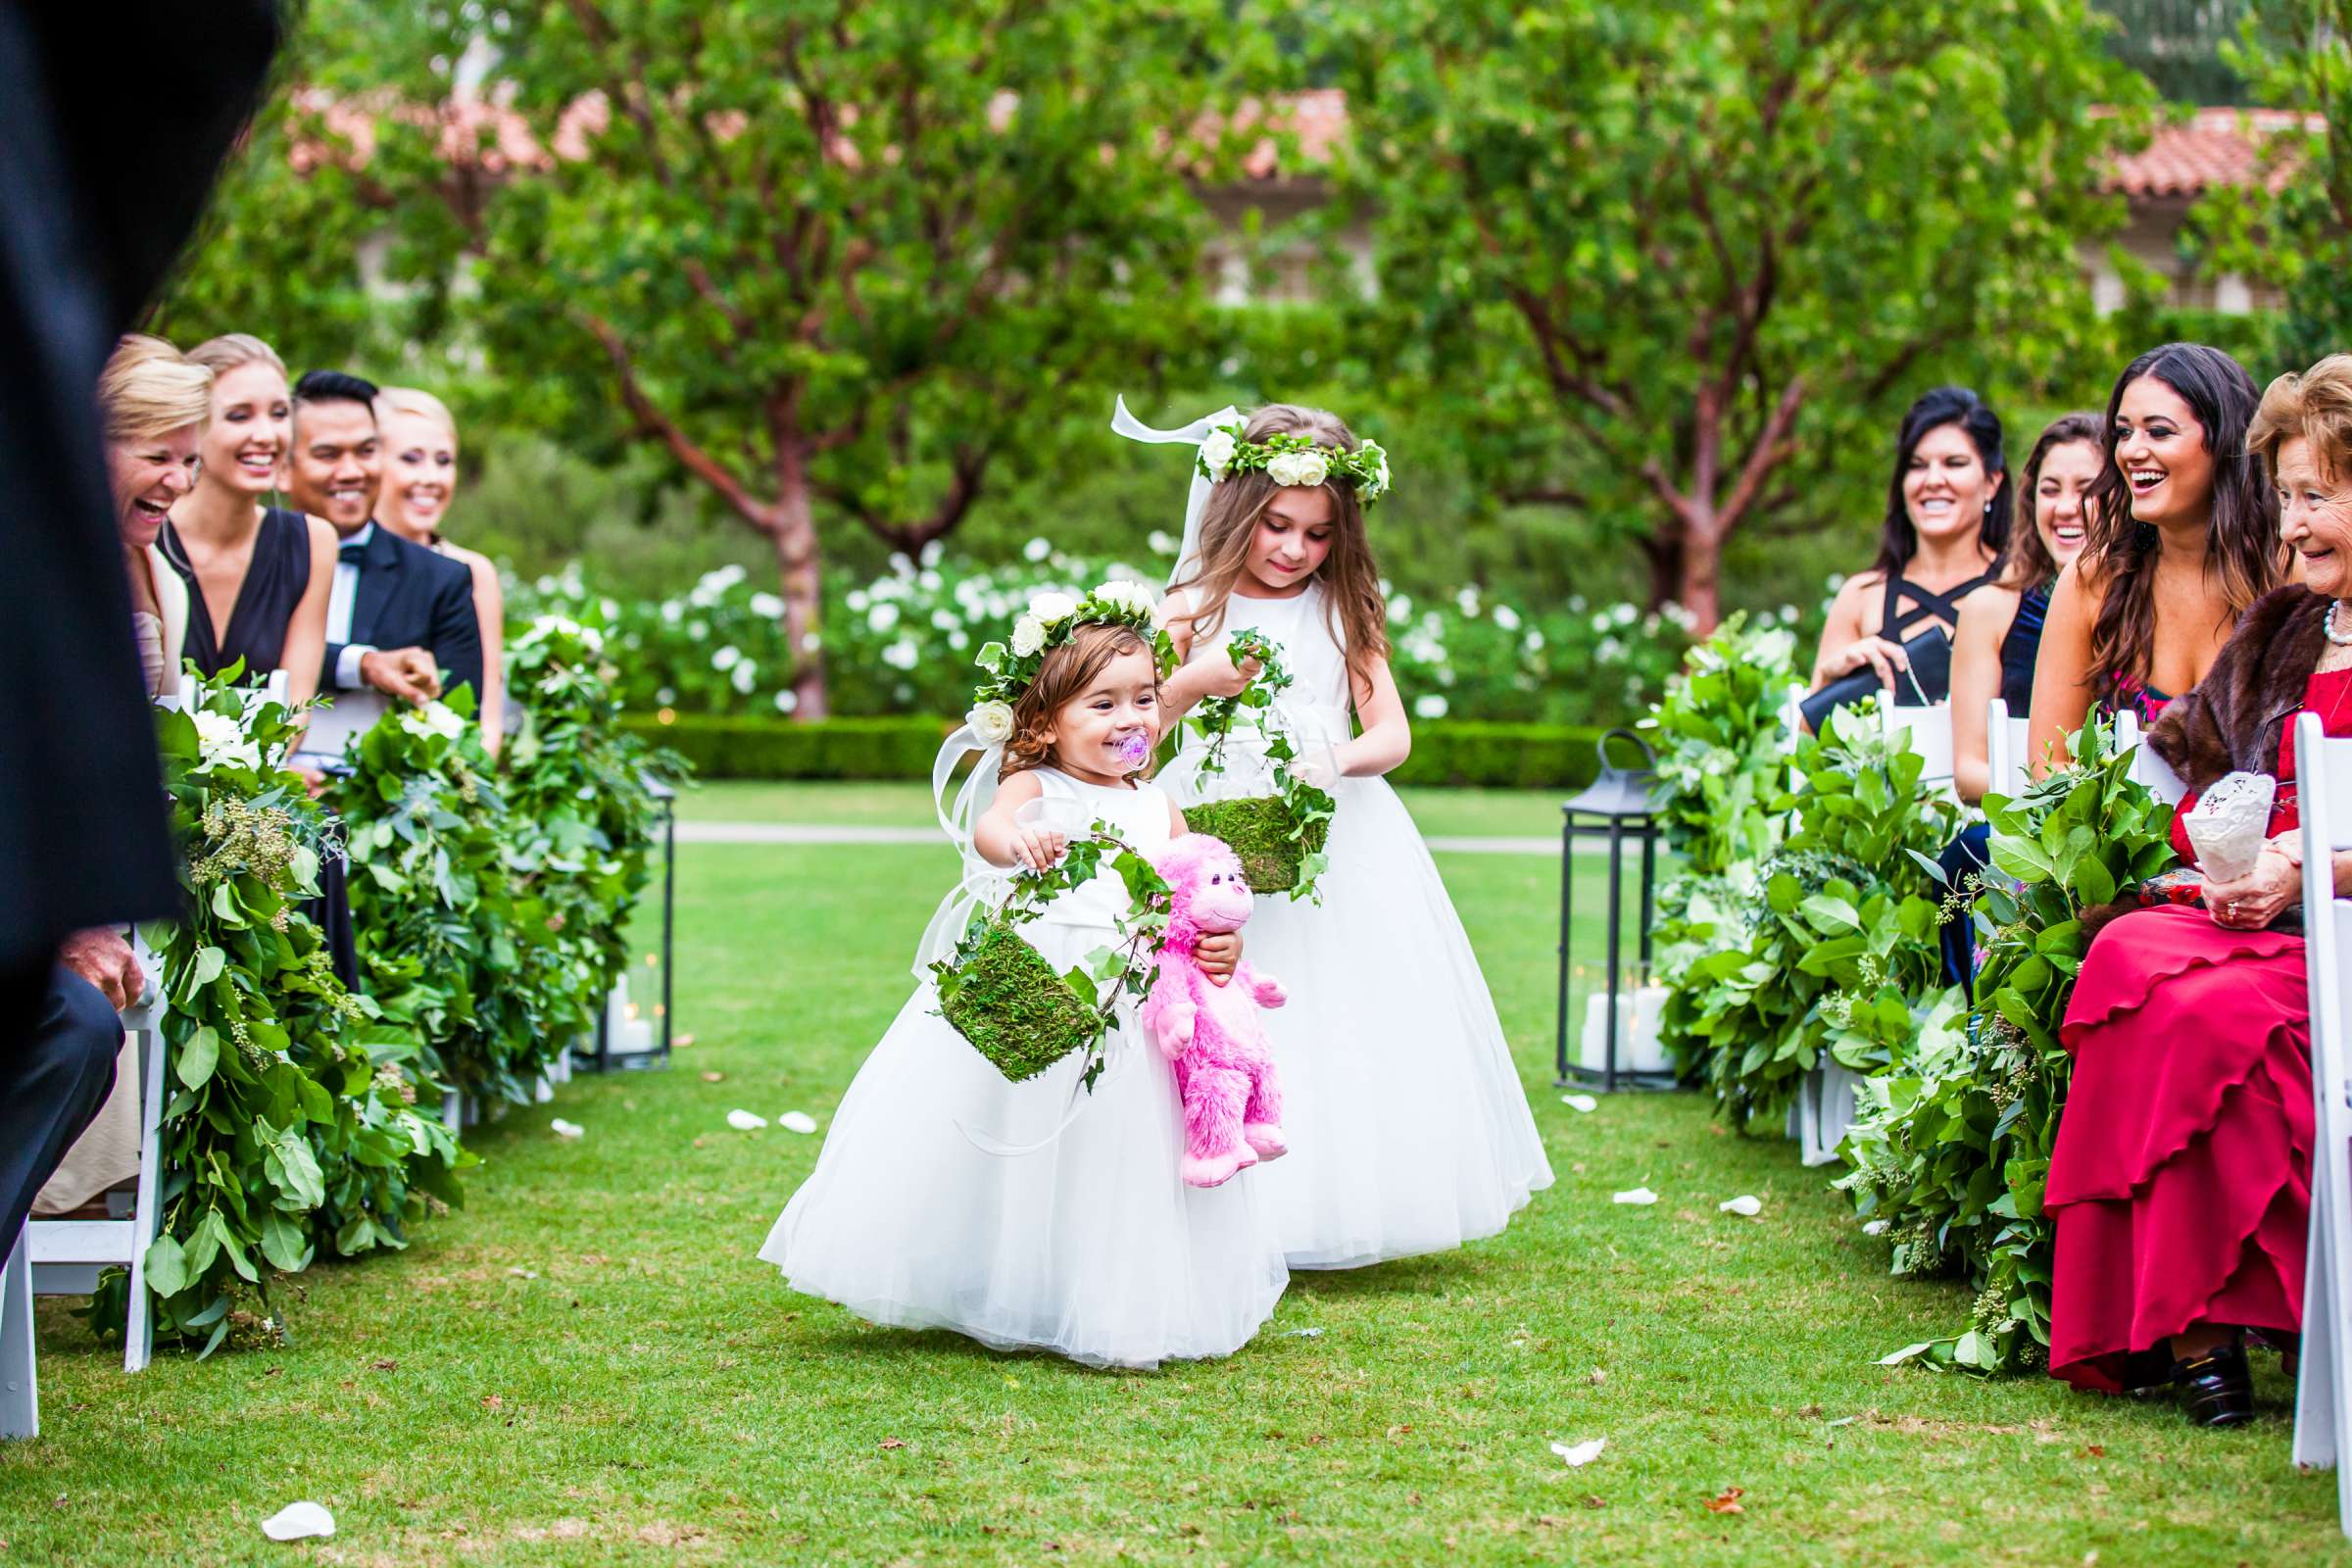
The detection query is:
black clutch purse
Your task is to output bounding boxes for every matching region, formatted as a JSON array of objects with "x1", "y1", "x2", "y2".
[{"x1": 1799, "y1": 623, "x2": 1952, "y2": 732}]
